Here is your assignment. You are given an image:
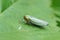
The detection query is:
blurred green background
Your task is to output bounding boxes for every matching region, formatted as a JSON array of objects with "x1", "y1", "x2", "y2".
[{"x1": 0, "y1": 0, "x2": 60, "y2": 40}]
